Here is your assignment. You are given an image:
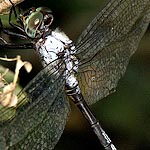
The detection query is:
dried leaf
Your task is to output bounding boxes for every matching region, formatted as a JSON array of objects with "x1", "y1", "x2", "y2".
[
  {"x1": 3, "y1": 83, "x2": 15, "y2": 93},
  {"x1": 0, "y1": 0, "x2": 24, "y2": 15},
  {"x1": 23, "y1": 61, "x2": 32, "y2": 73},
  {"x1": 0, "y1": 81, "x2": 4, "y2": 88},
  {"x1": 0, "y1": 83, "x2": 18, "y2": 107},
  {"x1": 16, "y1": 57, "x2": 25, "y2": 71},
  {"x1": 0, "y1": 56, "x2": 32, "y2": 108},
  {"x1": 7, "y1": 94, "x2": 18, "y2": 107}
]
